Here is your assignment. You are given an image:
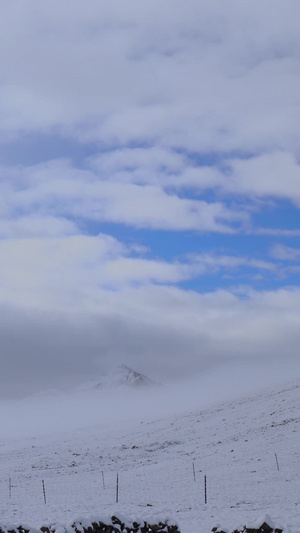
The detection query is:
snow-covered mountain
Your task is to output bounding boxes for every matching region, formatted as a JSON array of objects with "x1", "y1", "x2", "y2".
[
  {"x1": 1, "y1": 377, "x2": 299, "y2": 533},
  {"x1": 94, "y1": 364, "x2": 156, "y2": 389}
]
